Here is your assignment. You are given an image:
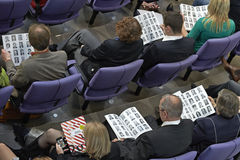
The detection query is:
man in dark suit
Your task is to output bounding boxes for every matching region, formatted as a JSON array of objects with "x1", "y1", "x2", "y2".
[
  {"x1": 114, "y1": 94, "x2": 194, "y2": 160},
  {"x1": 192, "y1": 89, "x2": 240, "y2": 152},
  {"x1": 140, "y1": 11, "x2": 195, "y2": 72}
]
